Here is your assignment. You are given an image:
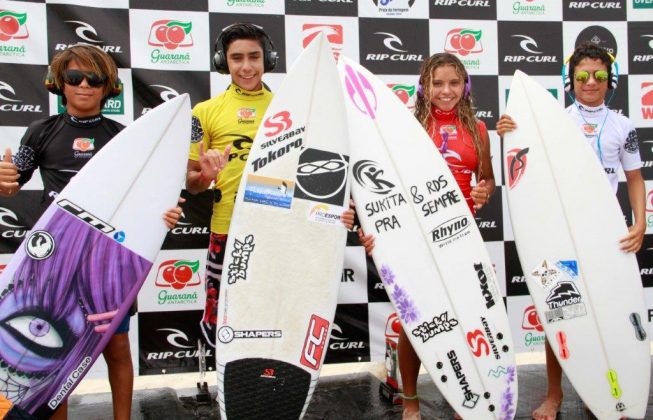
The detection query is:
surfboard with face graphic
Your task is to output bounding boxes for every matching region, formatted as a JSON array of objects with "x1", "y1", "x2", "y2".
[
  {"x1": 0, "y1": 95, "x2": 190, "y2": 419},
  {"x1": 215, "y1": 34, "x2": 350, "y2": 420}
]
